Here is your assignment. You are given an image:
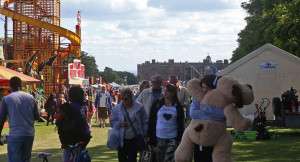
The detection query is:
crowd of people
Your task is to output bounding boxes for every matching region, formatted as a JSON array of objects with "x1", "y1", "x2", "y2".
[{"x1": 0, "y1": 73, "x2": 220, "y2": 162}]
